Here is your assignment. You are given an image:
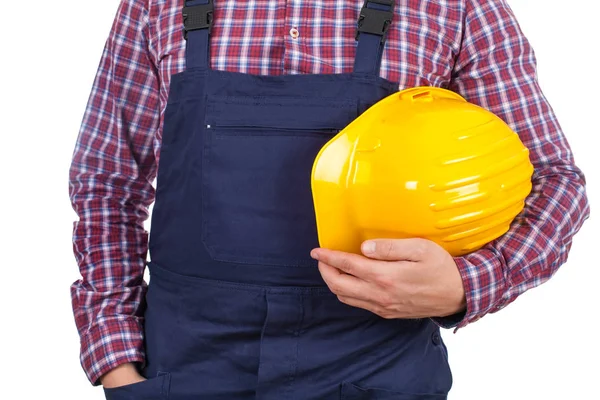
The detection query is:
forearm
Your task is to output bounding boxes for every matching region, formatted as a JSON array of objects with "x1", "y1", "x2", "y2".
[
  {"x1": 453, "y1": 166, "x2": 588, "y2": 328},
  {"x1": 70, "y1": 164, "x2": 153, "y2": 385}
]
